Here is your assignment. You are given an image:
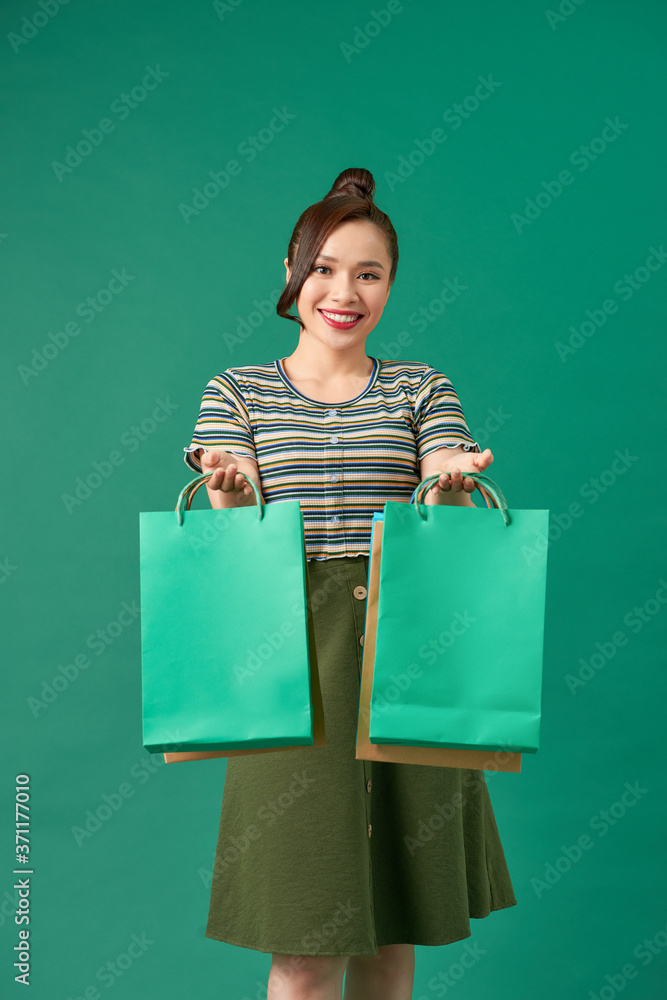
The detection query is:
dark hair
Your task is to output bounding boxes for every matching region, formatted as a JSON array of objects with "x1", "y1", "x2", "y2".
[{"x1": 276, "y1": 167, "x2": 399, "y2": 328}]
